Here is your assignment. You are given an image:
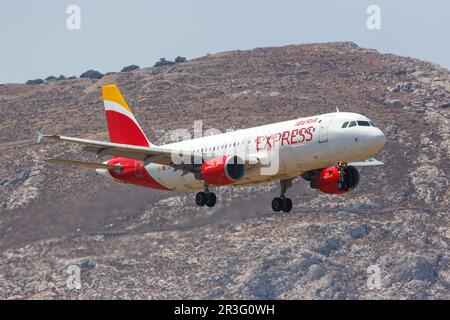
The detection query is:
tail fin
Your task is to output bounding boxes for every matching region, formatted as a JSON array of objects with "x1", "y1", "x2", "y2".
[{"x1": 101, "y1": 84, "x2": 153, "y2": 147}]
